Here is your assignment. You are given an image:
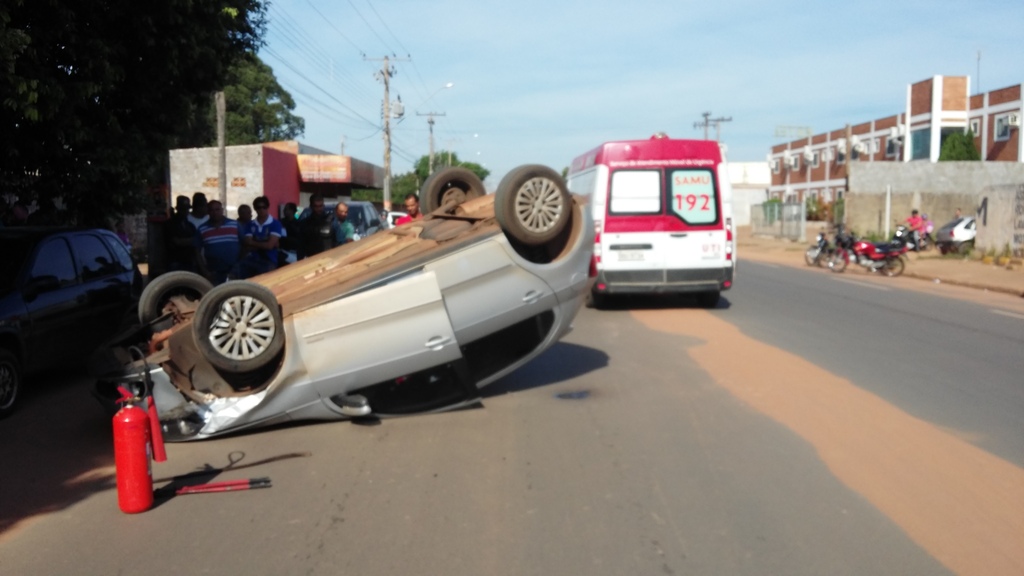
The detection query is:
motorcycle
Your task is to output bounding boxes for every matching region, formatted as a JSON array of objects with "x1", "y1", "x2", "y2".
[
  {"x1": 893, "y1": 224, "x2": 930, "y2": 252},
  {"x1": 828, "y1": 229, "x2": 907, "y2": 276},
  {"x1": 804, "y1": 231, "x2": 832, "y2": 267}
]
